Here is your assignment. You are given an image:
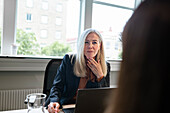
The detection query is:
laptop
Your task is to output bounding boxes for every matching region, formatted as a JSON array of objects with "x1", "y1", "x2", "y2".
[{"x1": 63, "y1": 87, "x2": 116, "y2": 113}]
